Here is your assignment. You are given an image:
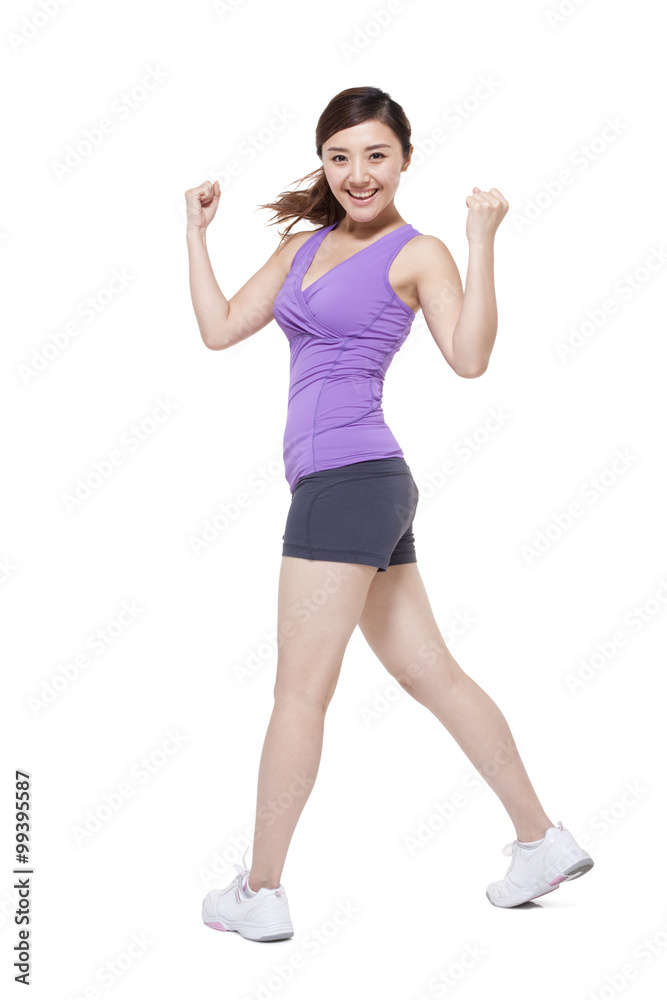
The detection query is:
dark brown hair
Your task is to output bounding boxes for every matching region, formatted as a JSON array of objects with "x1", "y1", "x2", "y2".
[{"x1": 257, "y1": 86, "x2": 412, "y2": 250}]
